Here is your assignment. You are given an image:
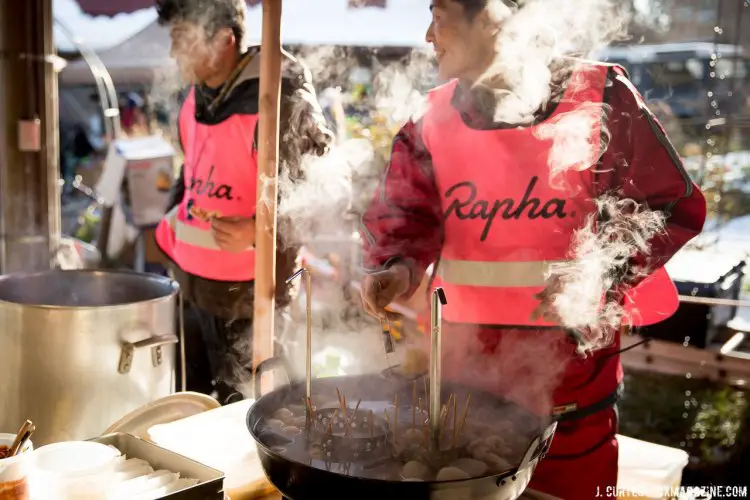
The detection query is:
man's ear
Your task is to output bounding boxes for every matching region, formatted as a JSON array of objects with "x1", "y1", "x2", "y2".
[
  {"x1": 213, "y1": 27, "x2": 235, "y2": 49},
  {"x1": 225, "y1": 30, "x2": 236, "y2": 48}
]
